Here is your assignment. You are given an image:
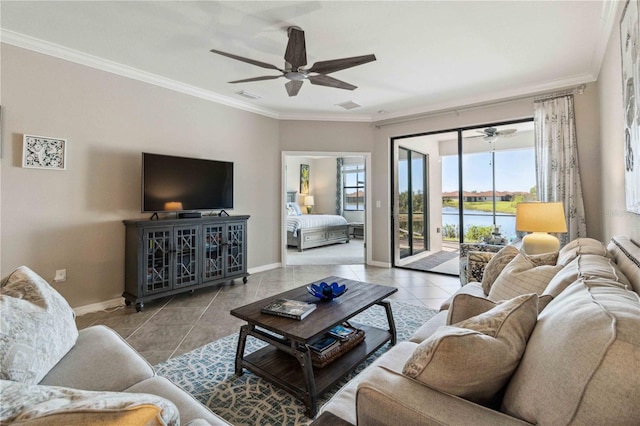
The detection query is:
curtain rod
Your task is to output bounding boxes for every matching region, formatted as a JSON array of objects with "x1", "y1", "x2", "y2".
[
  {"x1": 373, "y1": 84, "x2": 587, "y2": 129},
  {"x1": 533, "y1": 84, "x2": 586, "y2": 102}
]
